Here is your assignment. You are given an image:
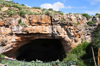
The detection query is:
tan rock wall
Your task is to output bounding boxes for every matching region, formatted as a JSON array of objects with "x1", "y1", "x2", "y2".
[{"x1": 0, "y1": 14, "x2": 99, "y2": 56}]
